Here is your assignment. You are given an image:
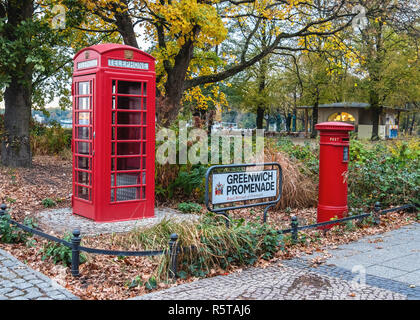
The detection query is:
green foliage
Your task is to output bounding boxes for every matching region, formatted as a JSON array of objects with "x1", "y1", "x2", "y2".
[
  {"x1": 276, "y1": 137, "x2": 319, "y2": 174},
  {"x1": 177, "y1": 202, "x2": 202, "y2": 213},
  {"x1": 0, "y1": 213, "x2": 34, "y2": 244},
  {"x1": 42, "y1": 198, "x2": 57, "y2": 208},
  {"x1": 348, "y1": 139, "x2": 420, "y2": 209},
  {"x1": 31, "y1": 120, "x2": 72, "y2": 156},
  {"x1": 169, "y1": 165, "x2": 207, "y2": 199},
  {"x1": 126, "y1": 275, "x2": 143, "y2": 289},
  {"x1": 0, "y1": 215, "x2": 28, "y2": 244},
  {"x1": 278, "y1": 137, "x2": 419, "y2": 211},
  {"x1": 126, "y1": 215, "x2": 284, "y2": 282},
  {"x1": 145, "y1": 276, "x2": 158, "y2": 290},
  {"x1": 41, "y1": 233, "x2": 86, "y2": 267}
]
